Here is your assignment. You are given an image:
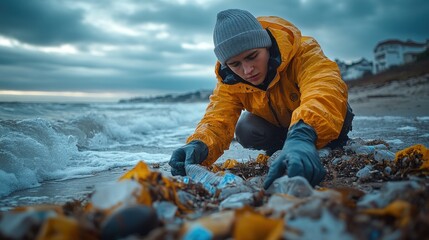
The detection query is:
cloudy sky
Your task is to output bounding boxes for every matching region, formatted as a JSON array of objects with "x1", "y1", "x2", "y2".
[{"x1": 0, "y1": 0, "x2": 428, "y2": 102}]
